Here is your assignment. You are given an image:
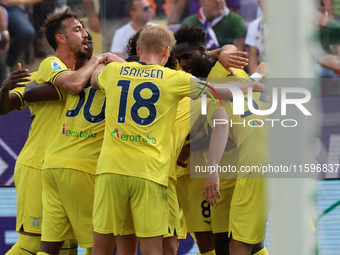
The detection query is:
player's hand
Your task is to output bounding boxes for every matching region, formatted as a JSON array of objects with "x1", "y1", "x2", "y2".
[
  {"x1": 218, "y1": 51, "x2": 248, "y2": 75},
  {"x1": 177, "y1": 143, "x2": 190, "y2": 168},
  {"x1": 106, "y1": 53, "x2": 127, "y2": 64},
  {"x1": 202, "y1": 172, "x2": 221, "y2": 206},
  {"x1": 2, "y1": 63, "x2": 30, "y2": 91},
  {"x1": 93, "y1": 52, "x2": 111, "y2": 64}
]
